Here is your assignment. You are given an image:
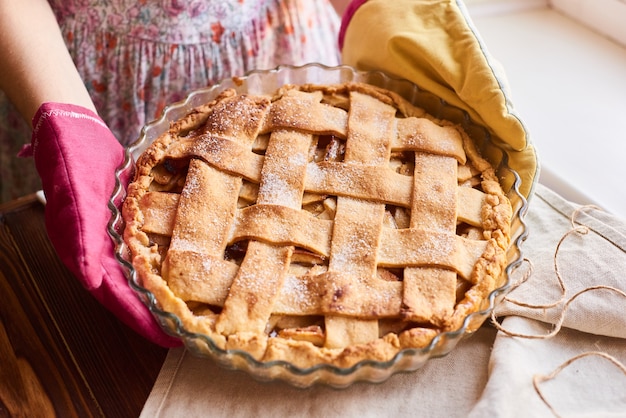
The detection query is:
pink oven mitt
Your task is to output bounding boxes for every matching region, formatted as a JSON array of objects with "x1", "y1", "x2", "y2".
[{"x1": 19, "y1": 102, "x2": 181, "y2": 347}]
